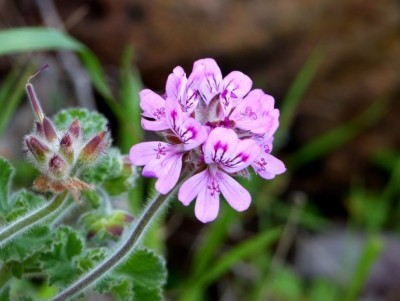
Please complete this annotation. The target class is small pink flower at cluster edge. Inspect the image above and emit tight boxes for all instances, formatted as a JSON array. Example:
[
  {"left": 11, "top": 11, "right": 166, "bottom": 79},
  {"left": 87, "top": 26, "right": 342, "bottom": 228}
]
[{"left": 129, "top": 58, "right": 286, "bottom": 223}]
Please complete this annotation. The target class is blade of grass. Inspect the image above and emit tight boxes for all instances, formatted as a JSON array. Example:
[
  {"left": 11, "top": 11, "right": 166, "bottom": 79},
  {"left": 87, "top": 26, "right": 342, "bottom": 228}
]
[
  {"left": 119, "top": 46, "right": 143, "bottom": 152},
  {"left": 287, "top": 99, "right": 387, "bottom": 170},
  {"left": 191, "top": 208, "right": 237, "bottom": 278},
  {"left": 180, "top": 227, "right": 282, "bottom": 301},
  {"left": 0, "top": 27, "right": 84, "bottom": 55},
  {"left": 275, "top": 47, "right": 324, "bottom": 149},
  {"left": 0, "top": 65, "right": 34, "bottom": 138},
  {"left": 344, "top": 236, "right": 383, "bottom": 301}
]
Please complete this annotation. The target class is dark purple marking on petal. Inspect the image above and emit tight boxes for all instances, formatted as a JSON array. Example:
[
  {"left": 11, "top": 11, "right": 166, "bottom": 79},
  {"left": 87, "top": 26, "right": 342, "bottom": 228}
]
[
  {"left": 154, "top": 143, "right": 167, "bottom": 159},
  {"left": 153, "top": 107, "right": 165, "bottom": 120},
  {"left": 143, "top": 170, "right": 157, "bottom": 178},
  {"left": 241, "top": 107, "right": 258, "bottom": 120},
  {"left": 207, "top": 181, "right": 220, "bottom": 197},
  {"left": 212, "top": 141, "right": 228, "bottom": 162},
  {"left": 255, "top": 158, "right": 268, "bottom": 172},
  {"left": 222, "top": 152, "right": 249, "bottom": 168},
  {"left": 180, "top": 126, "right": 197, "bottom": 143}
]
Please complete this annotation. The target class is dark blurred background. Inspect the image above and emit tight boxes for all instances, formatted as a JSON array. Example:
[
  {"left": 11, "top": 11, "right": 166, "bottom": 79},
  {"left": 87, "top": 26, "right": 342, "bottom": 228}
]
[{"left": 1, "top": 0, "right": 400, "bottom": 300}]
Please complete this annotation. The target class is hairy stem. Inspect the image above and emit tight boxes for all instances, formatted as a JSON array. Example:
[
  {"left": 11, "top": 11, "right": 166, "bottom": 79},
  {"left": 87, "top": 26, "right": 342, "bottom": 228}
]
[
  {"left": 0, "top": 192, "right": 67, "bottom": 245},
  {"left": 52, "top": 182, "right": 181, "bottom": 301}
]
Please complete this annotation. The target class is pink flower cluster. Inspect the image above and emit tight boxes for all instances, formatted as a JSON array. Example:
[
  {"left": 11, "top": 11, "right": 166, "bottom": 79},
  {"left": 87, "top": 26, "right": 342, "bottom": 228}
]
[{"left": 129, "top": 58, "right": 286, "bottom": 223}]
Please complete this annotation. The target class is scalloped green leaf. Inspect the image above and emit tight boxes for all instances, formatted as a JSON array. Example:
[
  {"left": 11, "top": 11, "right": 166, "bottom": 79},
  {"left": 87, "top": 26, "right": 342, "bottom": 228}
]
[
  {"left": 0, "top": 157, "right": 14, "bottom": 217},
  {"left": 95, "top": 248, "right": 166, "bottom": 301},
  {"left": 76, "top": 248, "right": 107, "bottom": 273},
  {"left": 40, "top": 226, "right": 84, "bottom": 286},
  {"left": 6, "top": 190, "right": 46, "bottom": 223},
  {"left": 53, "top": 108, "right": 108, "bottom": 139},
  {"left": 0, "top": 226, "right": 51, "bottom": 262},
  {"left": 80, "top": 148, "right": 123, "bottom": 185}
]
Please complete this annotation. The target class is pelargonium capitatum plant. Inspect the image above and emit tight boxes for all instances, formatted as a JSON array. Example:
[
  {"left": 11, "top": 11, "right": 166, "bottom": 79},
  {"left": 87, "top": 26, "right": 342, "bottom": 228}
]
[
  {"left": 0, "top": 58, "right": 286, "bottom": 301},
  {"left": 130, "top": 58, "right": 286, "bottom": 223}
]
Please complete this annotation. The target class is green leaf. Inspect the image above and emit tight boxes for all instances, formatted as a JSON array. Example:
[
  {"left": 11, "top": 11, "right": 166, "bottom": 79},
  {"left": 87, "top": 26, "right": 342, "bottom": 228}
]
[
  {"left": 0, "top": 157, "right": 13, "bottom": 218},
  {"left": 53, "top": 108, "right": 108, "bottom": 139},
  {"left": 96, "top": 248, "right": 167, "bottom": 301},
  {"left": 0, "top": 27, "right": 85, "bottom": 56},
  {"left": 80, "top": 148, "right": 124, "bottom": 185},
  {"left": 40, "top": 226, "right": 84, "bottom": 286},
  {"left": 75, "top": 248, "right": 107, "bottom": 273},
  {"left": 0, "top": 226, "right": 51, "bottom": 263},
  {"left": 0, "top": 285, "right": 10, "bottom": 301},
  {"left": 6, "top": 190, "right": 46, "bottom": 223}
]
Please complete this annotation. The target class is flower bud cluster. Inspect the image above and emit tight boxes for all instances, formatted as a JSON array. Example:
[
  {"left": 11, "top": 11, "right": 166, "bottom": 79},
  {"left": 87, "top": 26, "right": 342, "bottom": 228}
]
[
  {"left": 24, "top": 83, "right": 110, "bottom": 200},
  {"left": 129, "top": 58, "right": 286, "bottom": 222},
  {"left": 25, "top": 116, "right": 109, "bottom": 180}
]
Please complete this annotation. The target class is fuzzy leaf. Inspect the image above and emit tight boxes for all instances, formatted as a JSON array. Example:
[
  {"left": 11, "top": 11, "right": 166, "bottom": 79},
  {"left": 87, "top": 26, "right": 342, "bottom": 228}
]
[
  {"left": 53, "top": 108, "right": 107, "bottom": 138},
  {"left": 80, "top": 148, "right": 123, "bottom": 185},
  {"left": 0, "top": 226, "right": 51, "bottom": 262},
  {"left": 95, "top": 248, "right": 166, "bottom": 301},
  {"left": 40, "top": 226, "right": 84, "bottom": 286},
  {"left": 0, "top": 286, "right": 10, "bottom": 301},
  {"left": 0, "top": 157, "right": 13, "bottom": 217},
  {"left": 6, "top": 190, "right": 45, "bottom": 222},
  {"left": 75, "top": 248, "right": 107, "bottom": 273}
]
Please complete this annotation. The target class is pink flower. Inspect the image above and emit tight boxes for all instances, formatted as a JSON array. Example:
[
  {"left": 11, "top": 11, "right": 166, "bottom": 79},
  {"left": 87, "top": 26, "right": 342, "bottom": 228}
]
[
  {"left": 178, "top": 128, "right": 260, "bottom": 223},
  {"left": 130, "top": 58, "right": 286, "bottom": 222},
  {"left": 194, "top": 58, "right": 252, "bottom": 113},
  {"left": 130, "top": 98, "right": 207, "bottom": 194}
]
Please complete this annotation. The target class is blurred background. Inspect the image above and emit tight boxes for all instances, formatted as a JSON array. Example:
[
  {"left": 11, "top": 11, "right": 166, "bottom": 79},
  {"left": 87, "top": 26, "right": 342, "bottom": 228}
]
[{"left": 0, "top": 0, "right": 400, "bottom": 300}]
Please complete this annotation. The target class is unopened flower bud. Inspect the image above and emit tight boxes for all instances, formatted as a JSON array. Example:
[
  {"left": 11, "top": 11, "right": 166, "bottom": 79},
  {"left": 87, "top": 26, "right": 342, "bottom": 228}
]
[
  {"left": 59, "top": 133, "right": 74, "bottom": 164},
  {"left": 43, "top": 117, "right": 58, "bottom": 143},
  {"left": 48, "top": 154, "right": 69, "bottom": 179},
  {"left": 35, "top": 121, "right": 45, "bottom": 137},
  {"left": 78, "top": 130, "right": 109, "bottom": 164},
  {"left": 67, "top": 118, "right": 81, "bottom": 140},
  {"left": 26, "top": 83, "right": 44, "bottom": 123},
  {"left": 25, "top": 135, "right": 51, "bottom": 164},
  {"left": 83, "top": 210, "right": 133, "bottom": 240}
]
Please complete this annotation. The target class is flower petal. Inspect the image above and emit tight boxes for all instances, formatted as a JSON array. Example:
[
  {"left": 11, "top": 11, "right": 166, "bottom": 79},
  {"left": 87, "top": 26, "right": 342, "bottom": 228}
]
[
  {"left": 178, "top": 170, "right": 208, "bottom": 206},
  {"left": 223, "top": 71, "right": 252, "bottom": 99},
  {"left": 166, "top": 66, "right": 186, "bottom": 100},
  {"left": 219, "top": 139, "right": 261, "bottom": 173},
  {"left": 194, "top": 58, "right": 223, "bottom": 104},
  {"left": 194, "top": 182, "right": 220, "bottom": 223},
  {"left": 220, "top": 71, "right": 252, "bottom": 112},
  {"left": 129, "top": 141, "right": 170, "bottom": 166},
  {"left": 218, "top": 172, "right": 251, "bottom": 212},
  {"left": 251, "top": 152, "right": 286, "bottom": 180},
  {"left": 142, "top": 153, "right": 183, "bottom": 194},
  {"left": 203, "top": 128, "right": 239, "bottom": 164},
  {"left": 139, "top": 89, "right": 169, "bottom": 131}
]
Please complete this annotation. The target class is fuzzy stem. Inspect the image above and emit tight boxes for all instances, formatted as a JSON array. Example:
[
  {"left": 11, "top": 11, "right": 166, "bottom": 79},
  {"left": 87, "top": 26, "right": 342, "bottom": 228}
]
[
  {"left": 0, "top": 192, "right": 67, "bottom": 245},
  {"left": 52, "top": 178, "right": 184, "bottom": 301}
]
